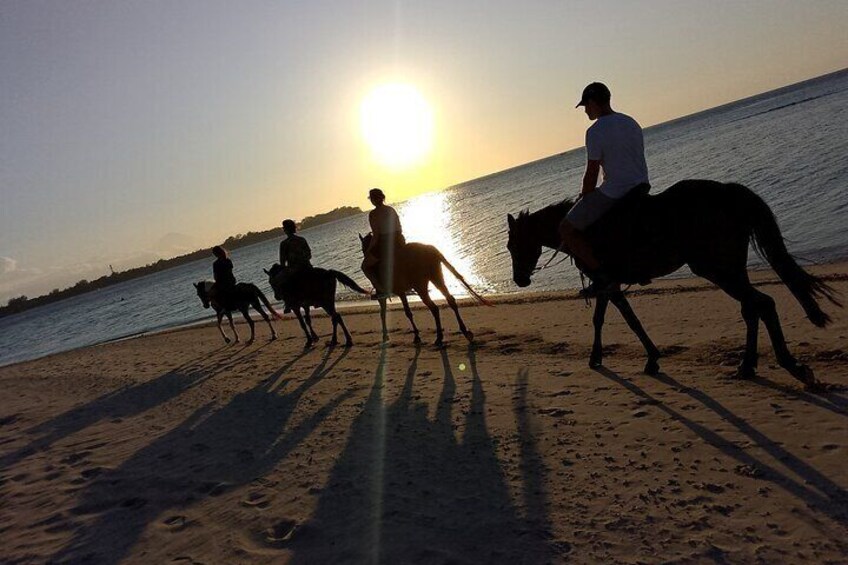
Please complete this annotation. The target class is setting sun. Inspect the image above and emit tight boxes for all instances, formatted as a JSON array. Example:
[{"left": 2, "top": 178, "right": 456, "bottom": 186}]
[{"left": 360, "top": 83, "right": 434, "bottom": 170}]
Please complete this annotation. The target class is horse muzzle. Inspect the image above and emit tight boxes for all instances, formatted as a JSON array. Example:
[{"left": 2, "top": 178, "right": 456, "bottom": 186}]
[{"left": 514, "top": 275, "right": 532, "bottom": 288}]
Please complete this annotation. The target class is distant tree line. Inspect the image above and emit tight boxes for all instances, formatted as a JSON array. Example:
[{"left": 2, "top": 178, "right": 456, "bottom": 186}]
[{"left": 0, "top": 206, "right": 363, "bottom": 318}]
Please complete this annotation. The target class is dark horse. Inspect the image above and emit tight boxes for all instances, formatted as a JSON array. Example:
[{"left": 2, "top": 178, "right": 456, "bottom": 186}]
[
  {"left": 507, "top": 180, "right": 839, "bottom": 389},
  {"left": 359, "top": 233, "right": 491, "bottom": 345},
  {"left": 193, "top": 281, "right": 281, "bottom": 344},
  {"left": 265, "top": 265, "right": 368, "bottom": 347}
]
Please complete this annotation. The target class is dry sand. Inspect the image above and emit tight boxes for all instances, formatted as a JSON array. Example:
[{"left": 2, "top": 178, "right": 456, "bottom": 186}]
[{"left": 1, "top": 264, "right": 846, "bottom": 564}]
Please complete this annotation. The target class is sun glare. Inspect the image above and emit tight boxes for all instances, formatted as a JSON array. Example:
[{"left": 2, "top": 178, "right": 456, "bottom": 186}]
[{"left": 360, "top": 83, "right": 434, "bottom": 170}]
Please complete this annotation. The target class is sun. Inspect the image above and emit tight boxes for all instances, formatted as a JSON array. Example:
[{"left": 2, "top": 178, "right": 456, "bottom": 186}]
[{"left": 360, "top": 83, "right": 434, "bottom": 170}]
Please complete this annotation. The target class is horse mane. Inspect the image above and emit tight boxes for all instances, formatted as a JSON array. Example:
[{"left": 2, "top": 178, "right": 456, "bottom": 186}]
[{"left": 517, "top": 199, "right": 573, "bottom": 224}]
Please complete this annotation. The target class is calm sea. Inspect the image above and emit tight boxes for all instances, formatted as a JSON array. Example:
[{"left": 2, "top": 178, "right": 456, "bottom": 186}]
[{"left": 2, "top": 70, "right": 847, "bottom": 367}]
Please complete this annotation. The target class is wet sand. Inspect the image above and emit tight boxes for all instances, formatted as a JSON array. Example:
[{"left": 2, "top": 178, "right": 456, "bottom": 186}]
[{"left": 1, "top": 263, "right": 846, "bottom": 564}]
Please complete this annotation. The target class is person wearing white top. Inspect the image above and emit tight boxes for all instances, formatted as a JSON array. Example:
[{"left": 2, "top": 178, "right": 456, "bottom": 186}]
[{"left": 559, "top": 82, "right": 651, "bottom": 296}]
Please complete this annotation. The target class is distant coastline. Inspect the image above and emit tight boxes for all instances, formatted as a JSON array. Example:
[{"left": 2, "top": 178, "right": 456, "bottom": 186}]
[{"left": 0, "top": 206, "right": 363, "bottom": 318}]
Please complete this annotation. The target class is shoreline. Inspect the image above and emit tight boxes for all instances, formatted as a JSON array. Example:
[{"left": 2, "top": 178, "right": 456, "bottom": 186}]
[{"left": 2, "top": 259, "right": 847, "bottom": 371}]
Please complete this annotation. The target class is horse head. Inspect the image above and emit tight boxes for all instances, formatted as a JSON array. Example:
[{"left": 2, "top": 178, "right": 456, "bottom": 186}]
[
  {"left": 358, "top": 233, "right": 372, "bottom": 255},
  {"left": 507, "top": 212, "right": 542, "bottom": 288},
  {"left": 265, "top": 264, "right": 284, "bottom": 300},
  {"left": 194, "top": 281, "right": 211, "bottom": 309}
]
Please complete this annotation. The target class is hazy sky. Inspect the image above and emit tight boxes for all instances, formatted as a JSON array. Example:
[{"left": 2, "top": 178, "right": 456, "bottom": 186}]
[{"left": 2, "top": 0, "right": 847, "bottom": 300}]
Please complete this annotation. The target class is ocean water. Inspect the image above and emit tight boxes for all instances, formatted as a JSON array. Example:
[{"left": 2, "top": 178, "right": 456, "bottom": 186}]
[{"left": 1, "top": 70, "right": 846, "bottom": 367}]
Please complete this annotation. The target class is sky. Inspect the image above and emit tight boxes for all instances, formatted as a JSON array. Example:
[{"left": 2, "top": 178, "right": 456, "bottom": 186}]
[{"left": 1, "top": 0, "right": 847, "bottom": 301}]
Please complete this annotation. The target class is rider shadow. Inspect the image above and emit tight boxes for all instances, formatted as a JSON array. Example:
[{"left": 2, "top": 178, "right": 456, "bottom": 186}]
[
  {"left": 593, "top": 366, "right": 848, "bottom": 526},
  {"left": 50, "top": 346, "right": 352, "bottom": 565},
  {"left": 289, "top": 345, "right": 558, "bottom": 563},
  {"left": 0, "top": 348, "right": 246, "bottom": 474}
]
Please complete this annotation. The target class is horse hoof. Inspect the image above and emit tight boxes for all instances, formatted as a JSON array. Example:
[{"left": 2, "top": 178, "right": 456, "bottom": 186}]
[
  {"left": 789, "top": 363, "right": 816, "bottom": 386},
  {"left": 382, "top": 334, "right": 390, "bottom": 343},
  {"left": 224, "top": 338, "right": 231, "bottom": 344},
  {"left": 344, "top": 341, "right": 354, "bottom": 348},
  {"left": 246, "top": 340, "right": 254, "bottom": 346},
  {"left": 733, "top": 364, "right": 756, "bottom": 380},
  {"left": 413, "top": 335, "right": 421, "bottom": 344},
  {"left": 270, "top": 334, "right": 278, "bottom": 341},
  {"left": 589, "top": 353, "right": 602, "bottom": 369},
  {"left": 644, "top": 358, "right": 660, "bottom": 376},
  {"left": 464, "top": 331, "right": 474, "bottom": 342},
  {"left": 328, "top": 340, "right": 338, "bottom": 347}
]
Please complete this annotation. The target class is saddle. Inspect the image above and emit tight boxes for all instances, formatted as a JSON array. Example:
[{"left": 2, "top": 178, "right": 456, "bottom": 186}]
[{"left": 586, "top": 184, "right": 663, "bottom": 285}]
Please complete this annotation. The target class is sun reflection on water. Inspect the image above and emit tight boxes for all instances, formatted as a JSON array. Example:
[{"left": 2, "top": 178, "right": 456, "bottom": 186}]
[{"left": 396, "top": 191, "right": 490, "bottom": 298}]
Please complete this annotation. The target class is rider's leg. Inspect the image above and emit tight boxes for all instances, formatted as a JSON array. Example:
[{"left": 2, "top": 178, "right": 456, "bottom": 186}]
[{"left": 560, "top": 191, "right": 617, "bottom": 295}]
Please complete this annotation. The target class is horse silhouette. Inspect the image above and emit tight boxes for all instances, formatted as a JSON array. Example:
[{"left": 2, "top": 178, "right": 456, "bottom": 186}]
[
  {"left": 193, "top": 281, "right": 280, "bottom": 344},
  {"left": 359, "top": 233, "right": 491, "bottom": 346},
  {"left": 507, "top": 180, "right": 839, "bottom": 389},
  {"left": 266, "top": 265, "right": 368, "bottom": 347}
]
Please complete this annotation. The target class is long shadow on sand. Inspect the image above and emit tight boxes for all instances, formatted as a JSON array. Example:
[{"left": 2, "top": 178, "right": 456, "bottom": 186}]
[
  {"left": 594, "top": 367, "right": 848, "bottom": 527},
  {"left": 50, "top": 346, "right": 352, "bottom": 565},
  {"left": 289, "top": 345, "right": 563, "bottom": 564},
  {"left": 0, "top": 345, "right": 264, "bottom": 473}
]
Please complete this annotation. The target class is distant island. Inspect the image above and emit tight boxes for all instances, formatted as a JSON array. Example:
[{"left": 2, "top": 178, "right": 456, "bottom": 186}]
[{"left": 0, "top": 206, "right": 363, "bottom": 318}]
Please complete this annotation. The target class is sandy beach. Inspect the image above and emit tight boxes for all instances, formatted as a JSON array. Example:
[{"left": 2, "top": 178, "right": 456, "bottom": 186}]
[{"left": 1, "top": 264, "right": 846, "bottom": 564}]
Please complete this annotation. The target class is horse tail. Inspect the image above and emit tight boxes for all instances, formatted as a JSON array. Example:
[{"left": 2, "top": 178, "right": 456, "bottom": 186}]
[
  {"left": 254, "top": 285, "right": 284, "bottom": 320},
  {"left": 740, "top": 184, "right": 840, "bottom": 327},
  {"left": 330, "top": 270, "right": 369, "bottom": 295},
  {"left": 437, "top": 252, "right": 494, "bottom": 306}
]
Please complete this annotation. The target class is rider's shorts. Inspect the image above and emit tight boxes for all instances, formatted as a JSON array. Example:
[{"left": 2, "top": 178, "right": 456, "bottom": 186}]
[{"left": 563, "top": 189, "right": 617, "bottom": 231}]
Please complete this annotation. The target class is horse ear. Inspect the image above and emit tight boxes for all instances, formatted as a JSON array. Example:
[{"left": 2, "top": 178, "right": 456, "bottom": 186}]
[
  {"left": 193, "top": 282, "right": 199, "bottom": 289},
  {"left": 263, "top": 268, "right": 269, "bottom": 275},
  {"left": 358, "top": 233, "right": 364, "bottom": 242},
  {"left": 507, "top": 214, "right": 515, "bottom": 230}
]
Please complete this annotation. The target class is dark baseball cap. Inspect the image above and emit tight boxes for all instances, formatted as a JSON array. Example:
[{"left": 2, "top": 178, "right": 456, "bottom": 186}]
[{"left": 576, "top": 82, "right": 611, "bottom": 107}]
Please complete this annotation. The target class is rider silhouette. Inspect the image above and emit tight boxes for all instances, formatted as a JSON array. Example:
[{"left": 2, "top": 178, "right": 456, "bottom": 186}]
[
  {"left": 278, "top": 219, "right": 312, "bottom": 312},
  {"left": 559, "top": 82, "right": 650, "bottom": 297},
  {"left": 362, "top": 188, "right": 405, "bottom": 299},
  {"left": 210, "top": 245, "right": 236, "bottom": 306}
]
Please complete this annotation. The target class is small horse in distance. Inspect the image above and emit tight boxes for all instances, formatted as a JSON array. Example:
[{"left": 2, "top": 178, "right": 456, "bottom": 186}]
[
  {"left": 266, "top": 265, "right": 368, "bottom": 347},
  {"left": 193, "top": 281, "right": 281, "bottom": 344},
  {"left": 359, "top": 233, "right": 491, "bottom": 346},
  {"left": 507, "top": 180, "right": 839, "bottom": 390}
]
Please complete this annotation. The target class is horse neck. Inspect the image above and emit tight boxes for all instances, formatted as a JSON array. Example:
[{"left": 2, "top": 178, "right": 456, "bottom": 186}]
[{"left": 531, "top": 202, "right": 570, "bottom": 249}]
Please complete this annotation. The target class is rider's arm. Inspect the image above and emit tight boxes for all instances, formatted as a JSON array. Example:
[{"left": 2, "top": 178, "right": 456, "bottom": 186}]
[
  {"left": 581, "top": 160, "right": 601, "bottom": 196},
  {"left": 304, "top": 239, "right": 312, "bottom": 261},
  {"left": 368, "top": 211, "right": 380, "bottom": 251}
]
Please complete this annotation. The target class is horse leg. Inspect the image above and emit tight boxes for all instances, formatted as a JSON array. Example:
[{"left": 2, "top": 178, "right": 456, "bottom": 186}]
[
  {"left": 737, "top": 302, "right": 759, "bottom": 379},
  {"left": 608, "top": 291, "right": 661, "bottom": 375},
  {"left": 292, "top": 308, "right": 314, "bottom": 347},
  {"left": 252, "top": 299, "right": 278, "bottom": 341},
  {"left": 227, "top": 312, "right": 240, "bottom": 343},
  {"left": 241, "top": 306, "right": 255, "bottom": 344},
  {"left": 700, "top": 269, "right": 815, "bottom": 387},
  {"left": 398, "top": 294, "right": 420, "bottom": 343},
  {"left": 303, "top": 306, "right": 319, "bottom": 341},
  {"left": 325, "top": 303, "right": 339, "bottom": 346},
  {"left": 417, "top": 287, "right": 443, "bottom": 346},
  {"left": 589, "top": 295, "right": 609, "bottom": 368},
  {"left": 216, "top": 311, "right": 231, "bottom": 344},
  {"left": 379, "top": 298, "right": 389, "bottom": 342},
  {"left": 431, "top": 277, "right": 473, "bottom": 341}
]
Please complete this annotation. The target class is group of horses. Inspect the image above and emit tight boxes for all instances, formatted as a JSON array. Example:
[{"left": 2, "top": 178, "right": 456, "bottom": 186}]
[
  {"left": 194, "top": 232, "right": 490, "bottom": 349},
  {"left": 196, "top": 179, "right": 839, "bottom": 391}
]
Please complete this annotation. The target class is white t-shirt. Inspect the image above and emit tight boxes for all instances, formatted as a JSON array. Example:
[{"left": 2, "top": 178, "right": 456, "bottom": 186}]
[{"left": 586, "top": 112, "right": 649, "bottom": 199}]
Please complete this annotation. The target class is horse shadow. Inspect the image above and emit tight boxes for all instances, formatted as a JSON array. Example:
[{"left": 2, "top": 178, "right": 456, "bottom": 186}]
[
  {"left": 593, "top": 366, "right": 848, "bottom": 526},
  {"left": 50, "top": 346, "right": 352, "bottom": 565},
  {"left": 288, "top": 344, "right": 562, "bottom": 563},
  {"left": 0, "top": 348, "right": 254, "bottom": 474}
]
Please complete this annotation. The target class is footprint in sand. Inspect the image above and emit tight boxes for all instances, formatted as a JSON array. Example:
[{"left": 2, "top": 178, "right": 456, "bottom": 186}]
[
  {"left": 264, "top": 519, "right": 299, "bottom": 546},
  {"left": 241, "top": 491, "right": 272, "bottom": 509},
  {"left": 160, "top": 515, "right": 188, "bottom": 531}
]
